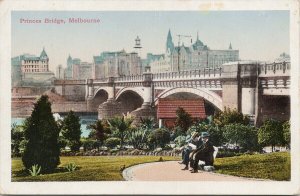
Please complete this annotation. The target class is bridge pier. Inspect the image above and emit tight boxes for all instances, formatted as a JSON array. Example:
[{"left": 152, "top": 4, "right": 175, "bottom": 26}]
[{"left": 130, "top": 72, "right": 156, "bottom": 125}]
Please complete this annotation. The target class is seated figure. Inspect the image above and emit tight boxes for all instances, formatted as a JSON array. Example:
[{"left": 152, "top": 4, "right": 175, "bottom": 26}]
[
  {"left": 190, "top": 132, "right": 215, "bottom": 173},
  {"left": 180, "top": 132, "right": 202, "bottom": 170}
]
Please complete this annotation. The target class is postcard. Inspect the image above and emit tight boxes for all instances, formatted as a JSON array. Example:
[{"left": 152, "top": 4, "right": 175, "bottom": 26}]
[{"left": 1, "top": 0, "right": 300, "bottom": 195}]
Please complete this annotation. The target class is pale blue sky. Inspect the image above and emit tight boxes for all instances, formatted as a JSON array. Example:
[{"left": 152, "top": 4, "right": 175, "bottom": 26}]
[{"left": 12, "top": 11, "right": 289, "bottom": 72}]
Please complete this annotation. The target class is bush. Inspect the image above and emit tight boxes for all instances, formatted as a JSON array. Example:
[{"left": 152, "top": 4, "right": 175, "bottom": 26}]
[
  {"left": 105, "top": 137, "right": 121, "bottom": 149},
  {"left": 213, "top": 107, "right": 250, "bottom": 127},
  {"left": 11, "top": 123, "right": 25, "bottom": 157},
  {"left": 61, "top": 111, "right": 82, "bottom": 152},
  {"left": 22, "top": 95, "right": 60, "bottom": 173},
  {"left": 82, "top": 139, "right": 100, "bottom": 151},
  {"left": 147, "top": 128, "right": 171, "bottom": 149},
  {"left": 175, "top": 107, "right": 192, "bottom": 132},
  {"left": 126, "top": 128, "right": 150, "bottom": 149},
  {"left": 174, "top": 135, "right": 186, "bottom": 147}
]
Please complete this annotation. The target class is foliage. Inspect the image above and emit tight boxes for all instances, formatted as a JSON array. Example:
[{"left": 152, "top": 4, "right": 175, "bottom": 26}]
[
  {"left": 223, "top": 123, "right": 260, "bottom": 152},
  {"left": 104, "top": 137, "right": 121, "bottom": 149},
  {"left": 58, "top": 135, "right": 68, "bottom": 150},
  {"left": 28, "top": 164, "right": 41, "bottom": 177},
  {"left": 282, "top": 121, "right": 290, "bottom": 148},
  {"left": 81, "top": 138, "right": 101, "bottom": 151},
  {"left": 126, "top": 127, "right": 150, "bottom": 149},
  {"left": 258, "top": 119, "right": 284, "bottom": 152},
  {"left": 12, "top": 156, "right": 180, "bottom": 181},
  {"left": 147, "top": 128, "right": 171, "bottom": 149},
  {"left": 174, "top": 135, "right": 186, "bottom": 147},
  {"left": 215, "top": 152, "right": 290, "bottom": 181},
  {"left": 65, "top": 163, "right": 77, "bottom": 172},
  {"left": 22, "top": 95, "right": 60, "bottom": 173},
  {"left": 87, "top": 120, "right": 111, "bottom": 146},
  {"left": 213, "top": 107, "right": 250, "bottom": 127},
  {"left": 140, "top": 117, "right": 156, "bottom": 130},
  {"left": 61, "top": 111, "right": 82, "bottom": 152},
  {"left": 175, "top": 107, "right": 192, "bottom": 132},
  {"left": 11, "top": 123, "right": 25, "bottom": 157},
  {"left": 216, "top": 150, "right": 243, "bottom": 158},
  {"left": 171, "top": 126, "right": 185, "bottom": 140},
  {"left": 107, "top": 116, "right": 133, "bottom": 149}
]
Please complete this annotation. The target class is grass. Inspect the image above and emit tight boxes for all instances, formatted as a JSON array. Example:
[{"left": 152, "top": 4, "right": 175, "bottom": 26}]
[
  {"left": 214, "top": 152, "right": 290, "bottom": 181},
  {"left": 12, "top": 156, "right": 180, "bottom": 181},
  {"left": 12, "top": 152, "right": 290, "bottom": 181}
]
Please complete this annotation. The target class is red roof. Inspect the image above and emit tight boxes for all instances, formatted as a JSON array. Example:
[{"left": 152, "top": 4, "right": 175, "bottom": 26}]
[{"left": 157, "top": 99, "right": 206, "bottom": 119}]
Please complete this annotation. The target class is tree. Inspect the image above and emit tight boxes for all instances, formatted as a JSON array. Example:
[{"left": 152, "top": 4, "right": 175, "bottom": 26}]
[
  {"left": 87, "top": 120, "right": 111, "bottom": 146},
  {"left": 22, "top": 95, "right": 60, "bottom": 173},
  {"left": 258, "top": 119, "right": 284, "bottom": 152},
  {"left": 126, "top": 127, "right": 150, "bottom": 149},
  {"left": 11, "top": 123, "right": 25, "bottom": 157},
  {"left": 147, "top": 128, "right": 171, "bottom": 149},
  {"left": 140, "top": 117, "right": 156, "bottom": 130},
  {"left": 282, "top": 121, "right": 290, "bottom": 148},
  {"left": 61, "top": 111, "right": 82, "bottom": 152},
  {"left": 175, "top": 107, "right": 192, "bottom": 132},
  {"left": 107, "top": 116, "right": 133, "bottom": 149},
  {"left": 223, "top": 123, "right": 259, "bottom": 152},
  {"left": 213, "top": 107, "right": 250, "bottom": 127}
]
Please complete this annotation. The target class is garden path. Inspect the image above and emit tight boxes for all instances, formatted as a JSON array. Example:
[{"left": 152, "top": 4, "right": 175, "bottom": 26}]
[{"left": 123, "top": 161, "right": 261, "bottom": 181}]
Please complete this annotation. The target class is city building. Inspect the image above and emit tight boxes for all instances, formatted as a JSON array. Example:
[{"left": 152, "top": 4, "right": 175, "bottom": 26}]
[
  {"left": 93, "top": 50, "right": 142, "bottom": 79},
  {"left": 64, "top": 55, "right": 93, "bottom": 80},
  {"left": 56, "top": 64, "right": 64, "bottom": 79},
  {"left": 148, "top": 30, "right": 239, "bottom": 73},
  {"left": 11, "top": 48, "right": 55, "bottom": 85}
]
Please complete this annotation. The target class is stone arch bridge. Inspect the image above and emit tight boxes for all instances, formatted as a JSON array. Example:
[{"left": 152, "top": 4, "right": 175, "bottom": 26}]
[{"left": 54, "top": 61, "right": 290, "bottom": 125}]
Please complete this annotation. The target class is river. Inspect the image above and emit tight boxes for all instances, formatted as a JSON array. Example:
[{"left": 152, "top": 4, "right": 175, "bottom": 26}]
[{"left": 11, "top": 114, "right": 98, "bottom": 138}]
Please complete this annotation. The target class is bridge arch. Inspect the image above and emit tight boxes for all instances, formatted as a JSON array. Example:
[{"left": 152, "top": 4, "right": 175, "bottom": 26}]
[
  {"left": 154, "top": 87, "right": 223, "bottom": 111},
  {"left": 92, "top": 87, "right": 112, "bottom": 99},
  {"left": 115, "top": 87, "right": 145, "bottom": 101}
]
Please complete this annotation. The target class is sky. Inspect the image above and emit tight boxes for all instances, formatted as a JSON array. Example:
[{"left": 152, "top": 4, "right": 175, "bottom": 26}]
[{"left": 12, "top": 11, "right": 289, "bottom": 72}]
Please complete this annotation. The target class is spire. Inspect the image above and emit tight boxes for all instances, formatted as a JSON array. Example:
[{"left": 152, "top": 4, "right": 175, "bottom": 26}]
[
  {"left": 166, "top": 29, "right": 174, "bottom": 54},
  {"left": 40, "top": 47, "right": 48, "bottom": 59},
  {"left": 229, "top": 42, "right": 232, "bottom": 50},
  {"left": 197, "top": 31, "right": 199, "bottom": 41}
]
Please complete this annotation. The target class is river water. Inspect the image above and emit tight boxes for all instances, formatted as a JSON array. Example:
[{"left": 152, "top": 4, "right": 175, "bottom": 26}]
[{"left": 11, "top": 114, "right": 98, "bottom": 137}]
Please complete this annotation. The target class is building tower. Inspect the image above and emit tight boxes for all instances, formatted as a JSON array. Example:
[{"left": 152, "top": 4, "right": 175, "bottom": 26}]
[
  {"left": 229, "top": 42, "right": 232, "bottom": 50},
  {"left": 166, "top": 29, "right": 174, "bottom": 55},
  {"left": 134, "top": 36, "right": 142, "bottom": 74},
  {"left": 40, "top": 47, "right": 49, "bottom": 71}
]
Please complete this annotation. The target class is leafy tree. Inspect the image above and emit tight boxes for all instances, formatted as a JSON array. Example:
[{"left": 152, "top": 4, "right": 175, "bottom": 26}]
[
  {"left": 175, "top": 107, "right": 193, "bottom": 132},
  {"left": 213, "top": 107, "right": 250, "bottom": 127},
  {"left": 283, "top": 121, "right": 290, "bottom": 148},
  {"left": 61, "top": 111, "right": 82, "bottom": 152},
  {"left": 223, "top": 123, "right": 259, "bottom": 152},
  {"left": 147, "top": 128, "right": 171, "bottom": 149},
  {"left": 258, "top": 119, "right": 284, "bottom": 152},
  {"left": 22, "top": 95, "right": 60, "bottom": 173},
  {"left": 11, "top": 123, "right": 25, "bottom": 157},
  {"left": 87, "top": 120, "right": 111, "bottom": 146},
  {"left": 107, "top": 116, "right": 133, "bottom": 149}
]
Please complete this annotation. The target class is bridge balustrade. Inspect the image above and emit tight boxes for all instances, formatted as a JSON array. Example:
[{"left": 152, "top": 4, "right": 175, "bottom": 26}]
[{"left": 259, "top": 62, "right": 290, "bottom": 77}]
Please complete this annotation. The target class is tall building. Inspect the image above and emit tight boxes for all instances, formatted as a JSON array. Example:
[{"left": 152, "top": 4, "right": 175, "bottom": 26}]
[
  {"left": 93, "top": 50, "right": 142, "bottom": 79},
  {"left": 148, "top": 30, "right": 239, "bottom": 73},
  {"left": 56, "top": 64, "right": 64, "bottom": 79},
  {"left": 11, "top": 48, "right": 55, "bottom": 85},
  {"left": 64, "top": 55, "right": 93, "bottom": 80}
]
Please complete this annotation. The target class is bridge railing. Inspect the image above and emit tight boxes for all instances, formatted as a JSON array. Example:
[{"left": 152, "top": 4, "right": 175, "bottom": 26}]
[
  {"left": 258, "top": 61, "right": 290, "bottom": 77},
  {"left": 54, "top": 79, "right": 86, "bottom": 85},
  {"left": 115, "top": 75, "right": 143, "bottom": 82},
  {"left": 152, "top": 67, "right": 222, "bottom": 80}
]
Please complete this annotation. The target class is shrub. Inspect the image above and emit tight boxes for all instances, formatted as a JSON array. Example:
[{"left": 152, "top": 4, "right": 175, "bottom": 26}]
[
  {"left": 82, "top": 139, "right": 100, "bottom": 151},
  {"left": 105, "top": 137, "right": 121, "bottom": 149},
  {"left": 174, "top": 135, "right": 186, "bottom": 147},
  {"left": 213, "top": 107, "right": 250, "bottom": 127},
  {"left": 126, "top": 128, "right": 150, "bottom": 149},
  {"left": 65, "top": 163, "right": 77, "bottom": 172},
  {"left": 28, "top": 164, "right": 41, "bottom": 176},
  {"left": 61, "top": 111, "right": 82, "bottom": 152},
  {"left": 11, "top": 123, "right": 25, "bottom": 157},
  {"left": 87, "top": 120, "right": 111, "bottom": 146},
  {"left": 258, "top": 119, "right": 284, "bottom": 152},
  {"left": 22, "top": 95, "right": 60, "bottom": 173},
  {"left": 147, "top": 128, "right": 171, "bottom": 149},
  {"left": 283, "top": 121, "right": 290, "bottom": 148},
  {"left": 108, "top": 116, "right": 133, "bottom": 149}
]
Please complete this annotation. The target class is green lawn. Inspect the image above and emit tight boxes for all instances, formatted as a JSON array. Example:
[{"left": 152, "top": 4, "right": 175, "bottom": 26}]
[
  {"left": 12, "top": 152, "right": 290, "bottom": 181},
  {"left": 12, "top": 156, "right": 180, "bottom": 181},
  {"left": 214, "top": 152, "right": 290, "bottom": 181}
]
